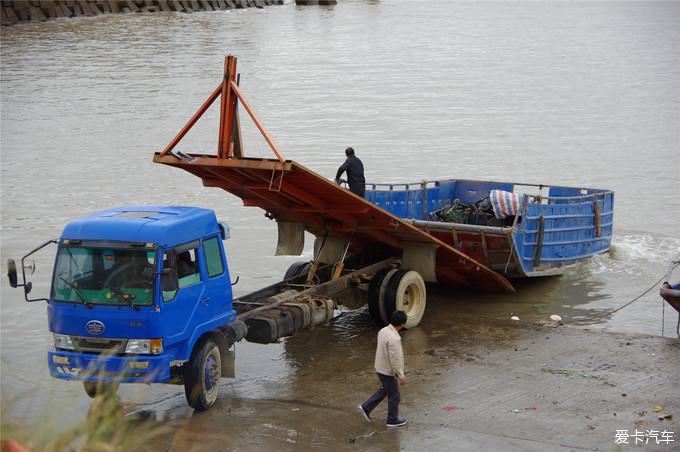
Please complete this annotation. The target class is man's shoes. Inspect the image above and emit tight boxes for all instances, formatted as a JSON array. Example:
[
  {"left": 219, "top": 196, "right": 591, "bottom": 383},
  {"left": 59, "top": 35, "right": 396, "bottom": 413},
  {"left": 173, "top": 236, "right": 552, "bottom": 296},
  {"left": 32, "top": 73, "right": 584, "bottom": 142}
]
[
  {"left": 386, "top": 418, "right": 408, "bottom": 428},
  {"left": 358, "top": 405, "right": 372, "bottom": 423}
]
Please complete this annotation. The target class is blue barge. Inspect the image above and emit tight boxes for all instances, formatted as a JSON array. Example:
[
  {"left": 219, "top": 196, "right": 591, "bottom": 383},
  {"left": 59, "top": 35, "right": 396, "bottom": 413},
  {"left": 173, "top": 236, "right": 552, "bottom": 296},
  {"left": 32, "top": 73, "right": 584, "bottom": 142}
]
[{"left": 365, "top": 179, "right": 614, "bottom": 278}]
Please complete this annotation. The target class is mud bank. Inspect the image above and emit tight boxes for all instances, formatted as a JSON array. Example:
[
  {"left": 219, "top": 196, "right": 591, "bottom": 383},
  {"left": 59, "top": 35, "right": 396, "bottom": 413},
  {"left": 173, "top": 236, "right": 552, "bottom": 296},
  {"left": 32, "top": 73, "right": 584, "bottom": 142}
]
[{"left": 139, "top": 312, "right": 679, "bottom": 451}]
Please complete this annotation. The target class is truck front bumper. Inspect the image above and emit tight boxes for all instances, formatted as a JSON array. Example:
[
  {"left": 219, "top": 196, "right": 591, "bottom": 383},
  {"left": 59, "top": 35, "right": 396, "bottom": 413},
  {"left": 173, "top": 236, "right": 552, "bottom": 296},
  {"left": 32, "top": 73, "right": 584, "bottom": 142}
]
[{"left": 48, "top": 350, "right": 171, "bottom": 383}]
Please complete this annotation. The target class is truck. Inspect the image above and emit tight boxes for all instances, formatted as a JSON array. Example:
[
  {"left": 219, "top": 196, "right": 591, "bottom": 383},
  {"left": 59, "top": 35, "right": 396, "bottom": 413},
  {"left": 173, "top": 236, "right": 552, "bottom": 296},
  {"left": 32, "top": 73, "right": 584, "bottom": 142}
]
[
  {"left": 6, "top": 56, "right": 613, "bottom": 411},
  {"left": 6, "top": 203, "right": 423, "bottom": 411}
]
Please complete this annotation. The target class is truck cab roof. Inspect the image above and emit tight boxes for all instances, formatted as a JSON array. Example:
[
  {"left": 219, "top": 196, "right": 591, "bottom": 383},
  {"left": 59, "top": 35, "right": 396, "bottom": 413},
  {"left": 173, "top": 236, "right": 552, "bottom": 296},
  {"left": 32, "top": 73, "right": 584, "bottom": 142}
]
[{"left": 60, "top": 206, "right": 221, "bottom": 247}]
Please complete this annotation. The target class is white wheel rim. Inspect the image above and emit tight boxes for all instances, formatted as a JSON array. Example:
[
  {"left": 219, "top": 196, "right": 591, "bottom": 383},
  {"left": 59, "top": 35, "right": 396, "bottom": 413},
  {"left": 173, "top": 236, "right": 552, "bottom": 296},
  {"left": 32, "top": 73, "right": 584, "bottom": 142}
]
[
  {"left": 402, "top": 282, "right": 422, "bottom": 316},
  {"left": 396, "top": 271, "right": 426, "bottom": 328}
]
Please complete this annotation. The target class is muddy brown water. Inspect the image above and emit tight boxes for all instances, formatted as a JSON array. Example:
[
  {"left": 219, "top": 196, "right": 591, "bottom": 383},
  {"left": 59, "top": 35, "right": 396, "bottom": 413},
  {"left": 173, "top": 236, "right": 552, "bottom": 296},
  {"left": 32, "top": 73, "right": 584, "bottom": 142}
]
[{"left": 1, "top": 0, "right": 679, "bottom": 441}]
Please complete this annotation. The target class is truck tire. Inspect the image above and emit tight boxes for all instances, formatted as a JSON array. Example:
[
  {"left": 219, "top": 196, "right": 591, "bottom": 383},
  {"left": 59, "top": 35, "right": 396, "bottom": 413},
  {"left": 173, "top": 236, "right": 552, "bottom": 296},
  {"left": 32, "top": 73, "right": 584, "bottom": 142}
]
[
  {"left": 383, "top": 270, "right": 426, "bottom": 328},
  {"left": 284, "top": 261, "right": 310, "bottom": 280},
  {"left": 378, "top": 269, "right": 401, "bottom": 324},
  {"left": 367, "top": 268, "right": 391, "bottom": 326},
  {"left": 184, "top": 339, "right": 222, "bottom": 411},
  {"left": 83, "top": 381, "right": 119, "bottom": 398}
]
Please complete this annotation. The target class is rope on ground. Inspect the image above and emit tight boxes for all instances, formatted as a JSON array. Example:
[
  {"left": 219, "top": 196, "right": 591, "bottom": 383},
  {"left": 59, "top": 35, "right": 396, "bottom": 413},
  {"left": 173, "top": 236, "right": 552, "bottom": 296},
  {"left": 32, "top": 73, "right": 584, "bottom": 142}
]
[
  {"left": 662, "top": 292, "right": 665, "bottom": 336},
  {"left": 597, "top": 262, "right": 679, "bottom": 317}
]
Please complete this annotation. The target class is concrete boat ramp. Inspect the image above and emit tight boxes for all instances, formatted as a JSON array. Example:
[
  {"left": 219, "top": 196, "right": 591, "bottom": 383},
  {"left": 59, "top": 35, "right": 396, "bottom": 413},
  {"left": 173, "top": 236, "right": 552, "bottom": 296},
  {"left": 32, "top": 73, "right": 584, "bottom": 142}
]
[{"left": 148, "top": 308, "right": 678, "bottom": 451}]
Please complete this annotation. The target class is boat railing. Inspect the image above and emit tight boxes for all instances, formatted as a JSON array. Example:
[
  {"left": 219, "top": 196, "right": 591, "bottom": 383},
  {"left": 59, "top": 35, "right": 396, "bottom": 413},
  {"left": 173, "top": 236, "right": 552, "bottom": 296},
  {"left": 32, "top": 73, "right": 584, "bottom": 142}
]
[
  {"left": 366, "top": 179, "right": 548, "bottom": 191},
  {"left": 365, "top": 179, "right": 614, "bottom": 193},
  {"left": 523, "top": 192, "right": 613, "bottom": 204}
]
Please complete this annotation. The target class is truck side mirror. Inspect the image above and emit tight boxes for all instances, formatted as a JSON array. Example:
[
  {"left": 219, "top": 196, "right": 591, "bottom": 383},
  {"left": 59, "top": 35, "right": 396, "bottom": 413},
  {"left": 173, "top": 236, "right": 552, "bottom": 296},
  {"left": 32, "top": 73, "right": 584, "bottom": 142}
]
[
  {"left": 7, "top": 259, "right": 18, "bottom": 288},
  {"left": 160, "top": 268, "right": 178, "bottom": 292},
  {"left": 9, "top": 239, "right": 56, "bottom": 303},
  {"left": 219, "top": 222, "right": 230, "bottom": 240},
  {"left": 8, "top": 259, "right": 33, "bottom": 293}
]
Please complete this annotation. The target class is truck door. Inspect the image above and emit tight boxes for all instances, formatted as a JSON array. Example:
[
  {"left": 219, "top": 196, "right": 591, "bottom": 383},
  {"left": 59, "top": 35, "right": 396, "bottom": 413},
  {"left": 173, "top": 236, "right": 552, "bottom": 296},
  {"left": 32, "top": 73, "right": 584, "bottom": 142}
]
[
  {"left": 199, "top": 235, "right": 233, "bottom": 322},
  {"left": 159, "top": 241, "right": 209, "bottom": 347}
]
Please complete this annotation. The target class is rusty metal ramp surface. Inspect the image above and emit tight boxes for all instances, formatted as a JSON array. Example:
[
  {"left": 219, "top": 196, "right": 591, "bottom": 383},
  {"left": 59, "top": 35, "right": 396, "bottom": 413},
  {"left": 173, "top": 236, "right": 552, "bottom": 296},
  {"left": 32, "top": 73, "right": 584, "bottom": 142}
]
[{"left": 153, "top": 153, "right": 514, "bottom": 293}]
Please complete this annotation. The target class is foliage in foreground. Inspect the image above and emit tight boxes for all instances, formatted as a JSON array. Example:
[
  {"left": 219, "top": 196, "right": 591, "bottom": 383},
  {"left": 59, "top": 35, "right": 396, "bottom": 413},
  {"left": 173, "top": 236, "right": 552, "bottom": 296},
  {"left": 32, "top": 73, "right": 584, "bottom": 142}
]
[{"left": 1, "top": 391, "right": 171, "bottom": 452}]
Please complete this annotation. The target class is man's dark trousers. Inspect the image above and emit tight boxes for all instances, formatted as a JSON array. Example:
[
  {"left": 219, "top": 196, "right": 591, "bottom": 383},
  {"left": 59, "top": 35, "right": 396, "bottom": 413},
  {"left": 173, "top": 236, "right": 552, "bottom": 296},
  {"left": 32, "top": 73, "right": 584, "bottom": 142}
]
[
  {"left": 361, "top": 372, "right": 400, "bottom": 423},
  {"left": 350, "top": 184, "right": 365, "bottom": 198}
]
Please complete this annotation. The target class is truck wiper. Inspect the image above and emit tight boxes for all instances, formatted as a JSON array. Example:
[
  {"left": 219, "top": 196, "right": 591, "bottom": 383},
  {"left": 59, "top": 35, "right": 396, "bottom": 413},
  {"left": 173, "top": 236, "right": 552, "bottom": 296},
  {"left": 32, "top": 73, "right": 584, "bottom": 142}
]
[
  {"left": 58, "top": 276, "right": 89, "bottom": 307},
  {"left": 108, "top": 287, "right": 140, "bottom": 311}
]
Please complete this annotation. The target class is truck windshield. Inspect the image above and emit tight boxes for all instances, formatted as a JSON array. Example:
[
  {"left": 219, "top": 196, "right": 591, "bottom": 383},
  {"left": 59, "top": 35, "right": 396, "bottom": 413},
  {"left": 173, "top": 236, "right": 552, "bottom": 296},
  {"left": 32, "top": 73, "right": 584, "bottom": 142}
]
[{"left": 51, "top": 246, "right": 156, "bottom": 306}]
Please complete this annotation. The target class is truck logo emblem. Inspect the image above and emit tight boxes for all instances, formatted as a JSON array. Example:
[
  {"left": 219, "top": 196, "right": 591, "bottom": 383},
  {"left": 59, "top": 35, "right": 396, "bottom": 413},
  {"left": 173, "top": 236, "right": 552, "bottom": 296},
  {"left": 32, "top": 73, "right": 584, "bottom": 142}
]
[{"left": 86, "top": 320, "right": 105, "bottom": 336}]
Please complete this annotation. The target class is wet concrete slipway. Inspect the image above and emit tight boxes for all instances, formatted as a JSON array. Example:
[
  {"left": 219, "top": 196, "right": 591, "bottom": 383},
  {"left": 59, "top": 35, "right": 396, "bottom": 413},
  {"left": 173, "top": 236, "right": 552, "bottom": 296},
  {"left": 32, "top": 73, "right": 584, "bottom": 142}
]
[{"left": 1, "top": 1, "right": 679, "bottom": 451}]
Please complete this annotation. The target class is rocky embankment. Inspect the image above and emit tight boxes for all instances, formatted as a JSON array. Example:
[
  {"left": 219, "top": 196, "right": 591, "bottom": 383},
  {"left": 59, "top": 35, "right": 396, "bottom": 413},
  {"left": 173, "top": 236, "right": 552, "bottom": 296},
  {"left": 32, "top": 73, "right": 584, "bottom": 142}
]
[{"left": 1, "top": 0, "right": 292, "bottom": 25}]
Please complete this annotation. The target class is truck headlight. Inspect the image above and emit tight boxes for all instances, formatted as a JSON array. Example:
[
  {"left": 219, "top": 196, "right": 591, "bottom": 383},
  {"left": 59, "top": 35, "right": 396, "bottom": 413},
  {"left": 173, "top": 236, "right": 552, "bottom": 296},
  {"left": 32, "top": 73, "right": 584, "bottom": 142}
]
[
  {"left": 53, "top": 334, "right": 74, "bottom": 350},
  {"left": 125, "top": 339, "right": 163, "bottom": 355}
]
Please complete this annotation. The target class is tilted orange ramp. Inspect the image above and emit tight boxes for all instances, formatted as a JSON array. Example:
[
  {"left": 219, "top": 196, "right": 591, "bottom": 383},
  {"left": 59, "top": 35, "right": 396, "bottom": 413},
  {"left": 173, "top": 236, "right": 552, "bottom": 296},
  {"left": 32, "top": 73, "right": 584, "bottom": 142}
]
[
  {"left": 152, "top": 56, "right": 513, "bottom": 293},
  {"left": 153, "top": 154, "right": 514, "bottom": 293}
]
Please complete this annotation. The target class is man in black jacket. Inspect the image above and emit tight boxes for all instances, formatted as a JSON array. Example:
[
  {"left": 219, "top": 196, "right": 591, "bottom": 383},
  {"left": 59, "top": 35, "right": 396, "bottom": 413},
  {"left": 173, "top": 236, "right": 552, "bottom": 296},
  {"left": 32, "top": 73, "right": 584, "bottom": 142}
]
[{"left": 335, "top": 147, "right": 366, "bottom": 198}]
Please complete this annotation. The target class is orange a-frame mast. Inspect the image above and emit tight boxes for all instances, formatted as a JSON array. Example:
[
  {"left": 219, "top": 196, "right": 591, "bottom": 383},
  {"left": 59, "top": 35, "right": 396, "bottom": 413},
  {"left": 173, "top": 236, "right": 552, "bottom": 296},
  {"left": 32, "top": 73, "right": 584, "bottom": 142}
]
[{"left": 159, "top": 55, "right": 285, "bottom": 163}]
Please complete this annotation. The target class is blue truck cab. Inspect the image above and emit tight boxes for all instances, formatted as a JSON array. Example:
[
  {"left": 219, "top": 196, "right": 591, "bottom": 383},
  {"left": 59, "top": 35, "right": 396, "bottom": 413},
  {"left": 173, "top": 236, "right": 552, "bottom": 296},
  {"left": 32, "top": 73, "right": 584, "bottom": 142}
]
[{"left": 9, "top": 206, "right": 244, "bottom": 411}]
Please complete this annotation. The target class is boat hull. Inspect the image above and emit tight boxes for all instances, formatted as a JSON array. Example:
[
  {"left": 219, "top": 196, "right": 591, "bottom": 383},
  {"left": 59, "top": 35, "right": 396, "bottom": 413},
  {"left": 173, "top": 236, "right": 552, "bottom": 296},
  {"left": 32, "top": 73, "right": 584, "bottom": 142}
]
[{"left": 660, "top": 282, "right": 680, "bottom": 314}]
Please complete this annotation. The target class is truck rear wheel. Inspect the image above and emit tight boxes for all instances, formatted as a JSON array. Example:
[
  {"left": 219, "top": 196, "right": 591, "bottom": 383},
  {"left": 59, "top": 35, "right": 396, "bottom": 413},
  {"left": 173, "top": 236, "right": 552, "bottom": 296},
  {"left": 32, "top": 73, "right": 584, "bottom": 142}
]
[
  {"left": 383, "top": 270, "right": 426, "bottom": 328},
  {"left": 378, "top": 269, "right": 400, "bottom": 323},
  {"left": 184, "top": 339, "right": 221, "bottom": 411},
  {"left": 368, "top": 268, "right": 391, "bottom": 326},
  {"left": 83, "top": 381, "right": 119, "bottom": 398},
  {"left": 284, "top": 261, "right": 311, "bottom": 280}
]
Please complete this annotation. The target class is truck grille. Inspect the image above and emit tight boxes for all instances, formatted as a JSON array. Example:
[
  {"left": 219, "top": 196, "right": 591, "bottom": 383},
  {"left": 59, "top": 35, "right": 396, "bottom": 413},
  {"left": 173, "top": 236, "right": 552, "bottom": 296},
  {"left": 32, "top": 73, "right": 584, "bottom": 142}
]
[{"left": 72, "top": 337, "right": 128, "bottom": 354}]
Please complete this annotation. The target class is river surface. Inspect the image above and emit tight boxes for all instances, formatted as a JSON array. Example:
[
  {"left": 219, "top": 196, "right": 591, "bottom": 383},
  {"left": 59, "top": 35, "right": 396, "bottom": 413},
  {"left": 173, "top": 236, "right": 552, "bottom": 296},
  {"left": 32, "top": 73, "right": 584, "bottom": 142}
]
[{"left": 1, "top": 0, "right": 679, "bottom": 432}]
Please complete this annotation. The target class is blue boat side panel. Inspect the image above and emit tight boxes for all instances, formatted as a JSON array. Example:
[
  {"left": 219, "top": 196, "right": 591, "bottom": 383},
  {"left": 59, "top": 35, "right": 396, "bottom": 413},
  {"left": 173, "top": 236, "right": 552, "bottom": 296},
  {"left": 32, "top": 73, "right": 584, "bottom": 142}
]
[
  {"left": 548, "top": 186, "right": 585, "bottom": 198},
  {"left": 366, "top": 189, "right": 389, "bottom": 212},
  {"left": 451, "top": 181, "right": 513, "bottom": 205},
  {"left": 407, "top": 189, "right": 423, "bottom": 219},
  {"left": 366, "top": 186, "right": 425, "bottom": 219},
  {"left": 515, "top": 192, "right": 614, "bottom": 274},
  {"left": 391, "top": 191, "right": 408, "bottom": 218},
  {"left": 366, "top": 180, "right": 514, "bottom": 220},
  {"left": 429, "top": 182, "right": 455, "bottom": 216}
]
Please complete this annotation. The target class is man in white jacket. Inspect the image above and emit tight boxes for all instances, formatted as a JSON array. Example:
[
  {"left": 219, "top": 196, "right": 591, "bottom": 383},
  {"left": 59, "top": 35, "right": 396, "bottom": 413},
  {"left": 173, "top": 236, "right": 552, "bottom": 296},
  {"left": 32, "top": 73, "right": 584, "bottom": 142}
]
[{"left": 359, "top": 310, "right": 408, "bottom": 428}]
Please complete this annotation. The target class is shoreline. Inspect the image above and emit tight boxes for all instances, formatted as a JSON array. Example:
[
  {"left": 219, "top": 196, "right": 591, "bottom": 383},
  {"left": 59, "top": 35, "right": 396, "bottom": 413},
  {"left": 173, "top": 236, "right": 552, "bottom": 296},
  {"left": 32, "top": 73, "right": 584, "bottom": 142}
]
[{"left": 1, "top": 0, "right": 287, "bottom": 26}]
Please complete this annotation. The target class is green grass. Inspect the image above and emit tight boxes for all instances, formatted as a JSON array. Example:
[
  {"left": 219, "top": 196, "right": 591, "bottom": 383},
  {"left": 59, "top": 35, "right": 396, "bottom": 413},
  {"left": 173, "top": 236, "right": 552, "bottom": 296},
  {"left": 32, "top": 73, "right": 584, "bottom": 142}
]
[{"left": 1, "top": 390, "right": 171, "bottom": 451}]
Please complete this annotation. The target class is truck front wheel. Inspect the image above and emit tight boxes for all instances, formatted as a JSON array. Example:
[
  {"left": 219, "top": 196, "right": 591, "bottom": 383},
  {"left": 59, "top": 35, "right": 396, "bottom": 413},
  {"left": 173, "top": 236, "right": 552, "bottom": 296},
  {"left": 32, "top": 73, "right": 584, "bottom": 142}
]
[
  {"left": 184, "top": 339, "right": 222, "bottom": 411},
  {"left": 83, "top": 381, "right": 119, "bottom": 398}
]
